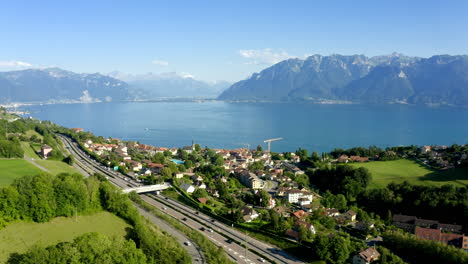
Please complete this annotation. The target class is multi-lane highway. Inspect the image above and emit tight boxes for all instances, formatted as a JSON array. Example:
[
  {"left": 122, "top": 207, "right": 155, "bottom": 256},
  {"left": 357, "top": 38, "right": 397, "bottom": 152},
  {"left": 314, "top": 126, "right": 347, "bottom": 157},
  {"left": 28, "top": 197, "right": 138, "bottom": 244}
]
[{"left": 57, "top": 134, "right": 305, "bottom": 264}]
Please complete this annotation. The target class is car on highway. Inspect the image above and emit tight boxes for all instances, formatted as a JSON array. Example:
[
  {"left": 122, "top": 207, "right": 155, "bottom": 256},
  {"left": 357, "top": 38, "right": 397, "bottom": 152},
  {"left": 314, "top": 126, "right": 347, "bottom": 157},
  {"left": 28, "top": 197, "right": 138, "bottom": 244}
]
[
  {"left": 226, "top": 239, "right": 233, "bottom": 244},
  {"left": 211, "top": 219, "right": 215, "bottom": 223},
  {"left": 207, "top": 228, "right": 213, "bottom": 233},
  {"left": 184, "top": 241, "right": 191, "bottom": 246},
  {"left": 162, "top": 207, "right": 167, "bottom": 210},
  {"left": 200, "top": 227, "right": 206, "bottom": 231},
  {"left": 182, "top": 217, "right": 187, "bottom": 221},
  {"left": 258, "top": 258, "right": 265, "bottom": 262}
]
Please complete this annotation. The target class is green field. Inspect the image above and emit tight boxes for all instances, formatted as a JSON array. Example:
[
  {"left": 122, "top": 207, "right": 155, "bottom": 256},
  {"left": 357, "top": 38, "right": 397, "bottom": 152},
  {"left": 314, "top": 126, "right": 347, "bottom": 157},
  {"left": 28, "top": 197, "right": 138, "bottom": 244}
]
[
  {"left": 0, "top": 159, "right": 43, "bottom": 187},
  {"left": 0, "top": 211, "right": 130, "bottom": 262},
  {"left": 35, "top": 159, "right": 81, "bottom": 175},
  {"left": 349, "top": 159, "right": 468, "bottom": 188},
  {"left": 20, "top": 141, "right": 40, "bottom": 159}
]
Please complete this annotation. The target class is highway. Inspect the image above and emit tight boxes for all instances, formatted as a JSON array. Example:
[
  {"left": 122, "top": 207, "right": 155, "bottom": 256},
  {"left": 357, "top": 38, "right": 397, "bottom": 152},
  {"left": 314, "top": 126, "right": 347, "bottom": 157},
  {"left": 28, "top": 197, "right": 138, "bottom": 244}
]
[{"left": 57, "top": 134, "right": 305, "bottom": 264}]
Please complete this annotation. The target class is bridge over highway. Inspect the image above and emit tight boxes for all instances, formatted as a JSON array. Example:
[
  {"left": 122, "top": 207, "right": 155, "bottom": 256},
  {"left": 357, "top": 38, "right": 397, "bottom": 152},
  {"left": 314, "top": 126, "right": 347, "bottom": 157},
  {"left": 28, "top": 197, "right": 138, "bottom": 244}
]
[{"left": 122, "top": 183, "right": 171, "bottom": 194}]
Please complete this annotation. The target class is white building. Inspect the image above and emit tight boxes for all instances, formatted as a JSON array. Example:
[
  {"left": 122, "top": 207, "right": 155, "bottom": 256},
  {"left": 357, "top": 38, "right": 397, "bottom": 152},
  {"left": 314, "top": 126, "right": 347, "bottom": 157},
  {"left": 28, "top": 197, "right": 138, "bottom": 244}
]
[
  {"left": 286, "top": 189, "right": 313, "bottom": 204},
  {"left": 180, "top": 183, "right": 195, "bottom": 194}
]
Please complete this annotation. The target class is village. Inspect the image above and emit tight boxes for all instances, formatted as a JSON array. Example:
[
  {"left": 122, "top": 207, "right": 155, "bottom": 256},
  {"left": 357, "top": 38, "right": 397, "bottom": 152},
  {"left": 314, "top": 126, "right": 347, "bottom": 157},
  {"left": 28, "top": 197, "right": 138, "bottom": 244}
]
[{"left": 63, "top": 127, "right": 468, "bottom": 264}]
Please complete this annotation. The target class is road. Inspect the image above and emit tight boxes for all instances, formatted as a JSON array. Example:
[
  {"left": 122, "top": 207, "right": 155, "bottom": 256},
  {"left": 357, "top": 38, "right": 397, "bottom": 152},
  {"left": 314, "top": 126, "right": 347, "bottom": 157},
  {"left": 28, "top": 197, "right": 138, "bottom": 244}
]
[
  {"left": 136, "top": 205, "right": 205, "bottom": 263},
  {"left": 58, "top": 134, "right": 305, "bottom": 264},
  {"left": 58, "top": 134, "right": 206, "bottom": 264}
]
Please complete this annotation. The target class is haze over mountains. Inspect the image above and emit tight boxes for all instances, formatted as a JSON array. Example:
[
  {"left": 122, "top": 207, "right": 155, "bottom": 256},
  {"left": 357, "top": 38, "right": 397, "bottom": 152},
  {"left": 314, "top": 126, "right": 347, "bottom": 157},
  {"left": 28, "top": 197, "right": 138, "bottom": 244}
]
[
  {"left": 218, "top": 53, "right": 468, "bottom": 106},
  {"left": 0, "top": 53, "right": 467, "bottom": 106},
  {"left": 0, "top": 68, "right": 130, "bottom": 103},
  {"left": 0, "top": 68, "right": 230, "bottom": 104},
  {"left": 108, "top": 71, "right": 231, "bottom": 98}
]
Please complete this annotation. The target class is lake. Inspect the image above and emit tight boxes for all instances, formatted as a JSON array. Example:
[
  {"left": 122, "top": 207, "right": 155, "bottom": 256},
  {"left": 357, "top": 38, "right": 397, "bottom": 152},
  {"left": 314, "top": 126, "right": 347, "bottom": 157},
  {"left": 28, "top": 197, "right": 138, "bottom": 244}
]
[{"left": 22, "top": 102, "right": 468, "bottom": 153}]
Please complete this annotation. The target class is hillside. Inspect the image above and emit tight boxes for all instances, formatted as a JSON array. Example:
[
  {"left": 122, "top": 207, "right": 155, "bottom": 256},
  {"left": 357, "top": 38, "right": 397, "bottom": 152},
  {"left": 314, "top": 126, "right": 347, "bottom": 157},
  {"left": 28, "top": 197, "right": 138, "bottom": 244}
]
[
  {"left": 0, "top": 68, "right": 131, "bottom": 103},
  {"left": 218, "top": 54, "right": 468, "bottom": 106}
]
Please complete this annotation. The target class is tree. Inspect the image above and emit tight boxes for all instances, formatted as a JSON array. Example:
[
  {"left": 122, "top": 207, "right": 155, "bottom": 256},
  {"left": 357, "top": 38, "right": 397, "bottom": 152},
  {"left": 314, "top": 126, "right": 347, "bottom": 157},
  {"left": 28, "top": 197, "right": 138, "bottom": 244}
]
[
  {"left": 257, "top": 190, "right": 270, "bottom": 207},
  {"left": 249, "top": 161, "right": 264, "bottom": 171},
  {"left": 269, "top": 210, "right": 280, "bottom": 231},
  {"left": 214, "top": 155, "right": 224, "bottom": 166},
  {"left": 192, "top": 188, "right": 208, "bottom": 199},
  {"left": 161, "top": 167, "right": 173, "bottom": 180},
  {"left": 256, "top": 145, "right": 263, "bottom": 152},
  {"left": 194, "top": 144, "right": 201, "bottom": 152},
  {"left": 63, "top": 155, "right": 74, "bottom": 165}
]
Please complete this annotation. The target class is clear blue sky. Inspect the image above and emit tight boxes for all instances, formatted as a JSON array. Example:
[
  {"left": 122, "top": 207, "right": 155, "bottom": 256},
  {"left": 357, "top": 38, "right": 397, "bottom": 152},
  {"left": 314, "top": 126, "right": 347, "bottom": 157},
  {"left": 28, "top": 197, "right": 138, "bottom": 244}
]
[{"left": 1, "top": 0, "right": 467, "bottom": 82}]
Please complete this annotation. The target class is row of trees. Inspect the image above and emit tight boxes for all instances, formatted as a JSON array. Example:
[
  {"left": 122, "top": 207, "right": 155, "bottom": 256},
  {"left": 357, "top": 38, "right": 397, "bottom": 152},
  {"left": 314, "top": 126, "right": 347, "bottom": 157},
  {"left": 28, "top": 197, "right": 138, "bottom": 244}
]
[
  {"left": 0, "top": 173, "right": 192, "bottom": 263},
  {"left": 0, "top": 173, "right": 102, "bottom": 226},
  {"left": 307, "top": 165, "right": 372, "bottom": 201},
  {"left": 359, "top": 182, "right": 467, "bottom": 226},
  {"left": 0, "top": 138, "right": 24, "bottom": 158},
  {"left": 382, "top": 231, "right": 468, "bottom": 264},
  {"left": 7, "top": 232, "right": 147, "bottom": 264}
]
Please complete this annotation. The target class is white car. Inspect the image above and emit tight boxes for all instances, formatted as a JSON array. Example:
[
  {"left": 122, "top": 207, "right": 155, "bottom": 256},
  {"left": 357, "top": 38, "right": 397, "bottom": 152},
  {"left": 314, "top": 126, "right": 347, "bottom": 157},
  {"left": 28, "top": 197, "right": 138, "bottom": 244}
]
[
  {"left": 184, "top": 241, "right": 191, "bottom": 246},
  {"left": 258, "top": 258, "right": 265, "bottom": 263}
]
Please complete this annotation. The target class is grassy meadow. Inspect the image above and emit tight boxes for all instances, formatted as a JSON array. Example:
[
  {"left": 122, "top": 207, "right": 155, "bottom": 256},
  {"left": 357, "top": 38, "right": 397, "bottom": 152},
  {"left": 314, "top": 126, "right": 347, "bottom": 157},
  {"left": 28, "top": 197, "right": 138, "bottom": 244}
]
[
  {"left": 0, "top": 159, "right": 43, "bottom": 187},
  {"left": 349, "top": 159, "right": 468, "bottom": 188},
  {"left": 35, "top": 159, "right": 80, "bottom": 175},
  {"left": 0, "top": 211, "right": 130, "bottom": 262}
]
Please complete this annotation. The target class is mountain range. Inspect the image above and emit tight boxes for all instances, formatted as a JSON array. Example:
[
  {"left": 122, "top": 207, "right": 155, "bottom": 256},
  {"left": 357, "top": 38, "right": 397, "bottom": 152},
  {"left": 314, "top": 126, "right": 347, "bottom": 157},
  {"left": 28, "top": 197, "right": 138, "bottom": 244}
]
[
  {"left": 1, "top": 54, "right": 467, "bottom": 106},
  {"left": 108, "top": 71, "right": 230, "bottom": 98},
  {"left": 0, "top": 68, "right": 130, "bottom": 103},
  {"left": 218, "top": 53, "right": 468, "bottom": 106},
  {"left": 0, "top": 68, "right": 230, "bottom": 104}
]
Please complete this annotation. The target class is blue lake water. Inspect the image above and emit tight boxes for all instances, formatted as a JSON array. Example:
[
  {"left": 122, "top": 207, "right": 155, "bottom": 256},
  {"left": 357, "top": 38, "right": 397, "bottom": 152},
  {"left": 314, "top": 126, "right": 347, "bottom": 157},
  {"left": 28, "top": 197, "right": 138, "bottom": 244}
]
[{"left": 22, "top": 102, "right": 468, "bottom": 153}]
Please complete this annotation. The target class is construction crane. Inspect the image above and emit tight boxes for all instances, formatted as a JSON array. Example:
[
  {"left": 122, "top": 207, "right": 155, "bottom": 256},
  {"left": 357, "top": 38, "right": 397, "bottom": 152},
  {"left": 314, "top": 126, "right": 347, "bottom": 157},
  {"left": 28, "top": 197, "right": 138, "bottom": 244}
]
[{"left": 263, "top": 138, "right": 283, "bottom": 152}]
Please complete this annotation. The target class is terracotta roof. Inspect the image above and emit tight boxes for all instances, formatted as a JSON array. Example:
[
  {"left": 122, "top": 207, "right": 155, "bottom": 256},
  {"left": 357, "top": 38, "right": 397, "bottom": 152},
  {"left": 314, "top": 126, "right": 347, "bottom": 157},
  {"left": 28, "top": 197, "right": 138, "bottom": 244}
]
[
  {"left": 197, "top": 198, "right": 208, "bottom": 204},
  {"left": 291, "top": 210, "right": 308, "bottom": 219},
  {"left": 415, "top": 227, "right": 441, "bottom": 241},
  {"left": 285, "top": 229, "right": 300, "bottom": 240},
  {"left": 358, "top": 247, "right": 380, "bottom": 262}
]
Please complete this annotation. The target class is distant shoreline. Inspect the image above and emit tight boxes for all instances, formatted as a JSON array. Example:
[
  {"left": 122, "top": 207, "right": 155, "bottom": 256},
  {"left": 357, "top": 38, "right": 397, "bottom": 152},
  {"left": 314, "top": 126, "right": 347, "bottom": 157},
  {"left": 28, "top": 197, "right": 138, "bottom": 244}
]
[{"left": 2, "top": 98, "right": 466, "bottom": 109}]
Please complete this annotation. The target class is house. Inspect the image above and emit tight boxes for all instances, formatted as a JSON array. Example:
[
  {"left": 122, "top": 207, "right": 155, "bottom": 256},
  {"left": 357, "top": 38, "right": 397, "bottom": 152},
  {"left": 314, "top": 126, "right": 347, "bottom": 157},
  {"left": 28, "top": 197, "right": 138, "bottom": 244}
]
[
  {"left": 419, "top": 145, "right": 432, "bottom": 153},
  {"left": 285, "top": 229, "right": 300, "bottom": 240},
  {"left": 126, "top": 160, "right": 142, "bottom": 171},
  {"left": 286, "top": 189, "right": 313, "bottom": 204},
  {"left": 197, "top": 197, "right": 208, "bottom": 204},
  {"left": 272, "top": 206, "right": 289, "bottom": 218},
  {"left": 175, "top": 173, "right": 184, "bottom": 179},
  {"left": 147, "top": 163, "right": 164, "bottom": 174},
  {"left": 41, "top": 144, "right": 53, "bottom": 159},
  {"left": 194, "top": 181, "right": 206, "bottom": 189},
  {"left": 182, "top": 145, "right": 194, "bottom": 154},
  {"left": 298, "top": 198, "right": 310, "bottom": 206},
  {"left": 344, "top": 210, "right": 357, "bottom": 222},
  {"left": 240, "top": 206, "right": 259, "bottom": 222},
  {"left": 337, "top": 155, "right": 349, "bottom": 163},
  {"left": 291, "top": 210, "right": 308, "bottom": 220},
  {"left": 237, "top": 171, "right": 263, "bottom": 189},
  {"left": 191, "top": 174, "right": 203, "bottom": 182},
  {"left": 392, "top": 214, "right": 463, "bottom": 234},
  {"left": 354, "top": 221, "right": 375, "bottom": 231},
  {"left": 180, "top": 183, "right": 195, "bottom": 194},
  {"left": 142, "top": 168, "right": 152, "bottom": 176},
  {"left": 415, "top": 227, "right": 467, "bottom": 249},
  {"left": 295, "top": 220, "right": 316, "bottom": 235},
  {"left": 325, "top": 208, "right": 340, "bottom": 217},
  {"left": 206, "top": 187, "right": 219, "bottom": 197},
  {"left": 352, "top": 247, "right": 380, "bottom": 264},
  {"left": 71, "top": 128, "right": 83, "bottom": 133}
]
